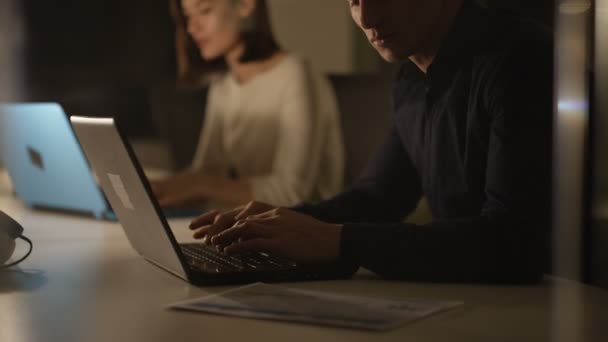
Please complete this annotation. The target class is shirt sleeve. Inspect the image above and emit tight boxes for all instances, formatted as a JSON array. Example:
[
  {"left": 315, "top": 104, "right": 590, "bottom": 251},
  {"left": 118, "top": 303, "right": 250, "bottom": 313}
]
[
  {"left": 190, "top": 84, "right": 227, "bottom": 175},
  {"left": 295, "top": 40, "right": 553, "bottom": 284},
  {"left": 294, "top": 124, "right": 423, "bottom": 223},
  {"left": 249, "top": 63, "right": 331, "bottom": 206}
]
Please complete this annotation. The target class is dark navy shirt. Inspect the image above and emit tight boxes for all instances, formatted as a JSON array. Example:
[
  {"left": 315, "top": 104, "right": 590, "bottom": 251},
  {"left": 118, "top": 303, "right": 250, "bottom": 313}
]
[{"left": 296, "top": 1, "right": 553, "bottom": 283}]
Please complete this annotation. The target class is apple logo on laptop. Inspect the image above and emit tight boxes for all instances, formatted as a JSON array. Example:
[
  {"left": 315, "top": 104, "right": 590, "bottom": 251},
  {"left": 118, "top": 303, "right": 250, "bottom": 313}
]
[{"left": 27, "top": 146, "right": 44, "bottom": 170}]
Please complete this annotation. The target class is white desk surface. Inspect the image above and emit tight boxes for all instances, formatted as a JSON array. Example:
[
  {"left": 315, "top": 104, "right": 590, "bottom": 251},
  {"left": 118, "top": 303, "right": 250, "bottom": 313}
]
[{"left": 1, "top": 170, "right": 607, "bottom": 342}]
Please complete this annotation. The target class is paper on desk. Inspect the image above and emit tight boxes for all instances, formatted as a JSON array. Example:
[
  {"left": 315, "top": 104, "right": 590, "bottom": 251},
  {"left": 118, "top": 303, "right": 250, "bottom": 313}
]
[{"left": 168, "top": 282, "right": 462, "bottom": 331}]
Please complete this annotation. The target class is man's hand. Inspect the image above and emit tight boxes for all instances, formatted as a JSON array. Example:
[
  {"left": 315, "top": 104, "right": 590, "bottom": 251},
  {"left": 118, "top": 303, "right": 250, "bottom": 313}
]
[
  {"left": 205, "top": 206, "right": 343, "bottom": 263},
  {"left": 188, "top": 201, "right": 276, "bottom": 243}
]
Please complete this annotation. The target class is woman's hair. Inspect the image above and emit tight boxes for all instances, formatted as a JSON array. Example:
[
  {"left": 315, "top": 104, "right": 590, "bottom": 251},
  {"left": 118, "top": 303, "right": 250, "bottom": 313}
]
[{"left": 170, "top": 0, "right": 280, "bottom": 86}]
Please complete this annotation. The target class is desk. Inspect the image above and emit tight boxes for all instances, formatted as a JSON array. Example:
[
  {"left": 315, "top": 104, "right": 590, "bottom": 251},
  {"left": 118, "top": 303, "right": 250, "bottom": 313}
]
[{"left": 1, "top": 170, "right": 607, "bottom": 342}]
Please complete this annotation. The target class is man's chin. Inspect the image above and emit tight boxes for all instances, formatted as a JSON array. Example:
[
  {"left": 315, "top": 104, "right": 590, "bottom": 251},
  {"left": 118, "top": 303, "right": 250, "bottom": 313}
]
[
  {"left": 369, "top": 45, "right": 408, "bottom": 63},
  {"left": 377, "top": 50, "right": 407, "bottom": 63}
]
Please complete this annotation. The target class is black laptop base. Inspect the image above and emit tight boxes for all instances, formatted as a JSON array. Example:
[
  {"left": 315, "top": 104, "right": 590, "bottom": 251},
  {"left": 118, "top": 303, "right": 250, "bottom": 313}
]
[{"left": 180, "top": 243, "right": 359, "bottom": 286}]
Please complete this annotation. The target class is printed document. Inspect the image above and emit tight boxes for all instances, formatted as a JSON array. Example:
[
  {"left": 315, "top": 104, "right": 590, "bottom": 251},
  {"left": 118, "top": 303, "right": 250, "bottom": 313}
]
[{"left": 168, "top": 282, "right": 462, "bottom": 331}]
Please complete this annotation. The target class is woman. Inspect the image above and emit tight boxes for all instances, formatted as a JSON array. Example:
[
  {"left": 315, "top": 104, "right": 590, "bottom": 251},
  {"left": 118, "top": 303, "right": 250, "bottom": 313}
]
[{"left": 152, "top": 0, "right": 344, "bottom": 208}]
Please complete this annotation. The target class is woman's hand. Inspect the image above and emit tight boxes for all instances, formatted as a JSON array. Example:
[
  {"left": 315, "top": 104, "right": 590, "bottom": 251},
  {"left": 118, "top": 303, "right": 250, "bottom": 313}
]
[
  {"left": 189, "top": 202, "right": 343, "bottom": 262},
  {"left": 150, "top": 171, "right": 208, "bottom": 208}
]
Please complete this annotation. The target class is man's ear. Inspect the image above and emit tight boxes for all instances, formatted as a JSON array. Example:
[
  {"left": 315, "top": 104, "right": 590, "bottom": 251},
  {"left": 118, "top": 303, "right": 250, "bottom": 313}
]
[{"left": 236, "top": 0, "right": 256, "bottom": 19}]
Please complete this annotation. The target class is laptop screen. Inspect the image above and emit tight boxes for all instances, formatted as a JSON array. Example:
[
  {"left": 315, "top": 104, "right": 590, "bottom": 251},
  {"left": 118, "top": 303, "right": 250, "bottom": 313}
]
[{"left": 0, "top": 103, "right": 108, "bottom": 217}]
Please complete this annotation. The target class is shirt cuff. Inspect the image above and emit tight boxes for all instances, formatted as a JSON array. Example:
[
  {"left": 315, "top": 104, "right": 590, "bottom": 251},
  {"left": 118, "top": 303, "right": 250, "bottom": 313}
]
[{"left": 339, "top": 223, "right": 372, "bottom": 264}]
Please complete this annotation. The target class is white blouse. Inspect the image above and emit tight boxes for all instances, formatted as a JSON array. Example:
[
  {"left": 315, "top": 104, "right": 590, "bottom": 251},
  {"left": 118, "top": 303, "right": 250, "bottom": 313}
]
[{"left": 191, "top": 54, "right": 344, "bottom": 207}]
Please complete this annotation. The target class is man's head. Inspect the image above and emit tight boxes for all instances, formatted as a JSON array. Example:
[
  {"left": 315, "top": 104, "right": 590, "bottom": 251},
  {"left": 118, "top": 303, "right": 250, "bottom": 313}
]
[{"left": 347, "top": 0, "right": 456, "bottom": 62}]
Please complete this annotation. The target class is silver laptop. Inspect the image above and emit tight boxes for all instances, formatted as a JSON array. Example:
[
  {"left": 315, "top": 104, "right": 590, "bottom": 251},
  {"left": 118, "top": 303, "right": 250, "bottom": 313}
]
[{"left": 70, "top": 116, "right": 358, "bottom": 286}]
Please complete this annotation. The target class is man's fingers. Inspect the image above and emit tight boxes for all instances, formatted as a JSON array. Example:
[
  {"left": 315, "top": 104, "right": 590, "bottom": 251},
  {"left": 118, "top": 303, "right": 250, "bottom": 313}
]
[
  {"left": 234, "top": 202, "right": 255, "bottom": 221},
  {"left": 189, "top": 210, "right": 220, "bottom": 229},
  {"left": 223, "top": 238, "right": 280, "bottom": 256},
  {"left": 192, "top": 225, "right": 213, "bottom": 240},
  {"left": 234, "top": 202, "right": 271, "bottom": 221},
  {"left": 245, "top": 210, "right": 276, "bottom": 221},
  {"left": 243, "top": 207, "right": 291, "bottom": 223},
  {"left": 204, "top": 209, "right": 242, "bottom": 238},
  {"left": 211, "top": 221, "right": 273, "bottom": 245},
  {"left": 236, "top": 215, "right": 281, "bottom": 227}
]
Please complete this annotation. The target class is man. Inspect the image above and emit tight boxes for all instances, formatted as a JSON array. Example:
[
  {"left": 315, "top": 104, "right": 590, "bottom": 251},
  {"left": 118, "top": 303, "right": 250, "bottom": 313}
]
[{"left": 188, "top": 0, "right": 553, "bottom": 283}]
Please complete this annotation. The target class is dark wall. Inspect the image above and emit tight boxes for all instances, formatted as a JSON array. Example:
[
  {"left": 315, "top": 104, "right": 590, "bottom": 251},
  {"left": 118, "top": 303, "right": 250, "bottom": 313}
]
[
  {"left": 490, "top": 0, "right": 555, "bottom": 26},
  {"left": 19, "top": 0, "right": 175, "bottom": 137},
  {"left": 592, "top": 218, "right": 608, "bottom": 288}
]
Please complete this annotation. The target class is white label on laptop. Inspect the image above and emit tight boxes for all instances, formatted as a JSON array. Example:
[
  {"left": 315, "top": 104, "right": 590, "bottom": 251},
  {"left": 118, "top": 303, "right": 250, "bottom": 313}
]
[{"left": 108, "top": 173, "right": 135, "bottom": 210}]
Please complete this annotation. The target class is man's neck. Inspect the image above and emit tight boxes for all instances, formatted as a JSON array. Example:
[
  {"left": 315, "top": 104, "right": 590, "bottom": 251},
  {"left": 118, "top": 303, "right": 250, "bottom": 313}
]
[{"left": 409, "top": 0, "right": 464, "bottom": 74}]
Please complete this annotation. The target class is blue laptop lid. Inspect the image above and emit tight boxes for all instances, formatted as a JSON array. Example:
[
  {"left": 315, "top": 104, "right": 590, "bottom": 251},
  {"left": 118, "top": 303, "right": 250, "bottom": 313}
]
[{"left": 0, "top": 103, "right": 108, "bottom": 217}]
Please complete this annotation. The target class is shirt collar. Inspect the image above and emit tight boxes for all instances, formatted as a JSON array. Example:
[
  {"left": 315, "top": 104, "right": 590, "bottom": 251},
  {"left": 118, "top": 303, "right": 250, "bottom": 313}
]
[{"left": 401, "top": 1, "right": 490, "bottom": 88}]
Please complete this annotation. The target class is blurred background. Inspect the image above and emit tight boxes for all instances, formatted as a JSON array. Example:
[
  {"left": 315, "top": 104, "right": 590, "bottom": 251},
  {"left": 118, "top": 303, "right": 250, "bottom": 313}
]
[
  {"left": 1, "top": 0, "right": 606, "bottom": 289},
  {"left": 2, "top": 0, "right": 553, "bottom": 140}
]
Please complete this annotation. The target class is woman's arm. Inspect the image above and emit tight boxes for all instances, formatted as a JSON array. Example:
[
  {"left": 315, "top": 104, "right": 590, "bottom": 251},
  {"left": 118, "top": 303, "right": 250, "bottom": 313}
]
[{"left": 151, "top": 171, "right": 253, "bottom": 208}]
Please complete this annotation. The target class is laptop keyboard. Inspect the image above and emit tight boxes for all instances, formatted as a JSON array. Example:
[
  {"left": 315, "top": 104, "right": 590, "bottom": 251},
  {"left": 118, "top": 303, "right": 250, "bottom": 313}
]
[{"left": 181, "top": 243, "right": 296, "bottom": 272}]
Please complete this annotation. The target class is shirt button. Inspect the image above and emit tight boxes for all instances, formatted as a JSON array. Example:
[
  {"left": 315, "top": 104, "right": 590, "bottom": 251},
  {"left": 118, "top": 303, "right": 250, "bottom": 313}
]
[{"left": 424, "top": 79, "right": 431, "bottom": 93}]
